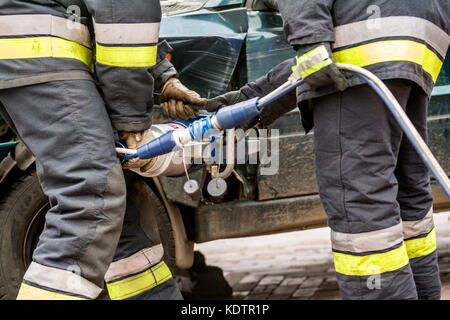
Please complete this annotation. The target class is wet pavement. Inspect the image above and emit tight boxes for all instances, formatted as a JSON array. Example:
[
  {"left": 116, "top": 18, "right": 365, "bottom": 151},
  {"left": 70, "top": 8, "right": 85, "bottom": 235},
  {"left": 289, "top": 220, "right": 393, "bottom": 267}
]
[{"left": 195, "top": 212, "right": 450, "bottom": 300}]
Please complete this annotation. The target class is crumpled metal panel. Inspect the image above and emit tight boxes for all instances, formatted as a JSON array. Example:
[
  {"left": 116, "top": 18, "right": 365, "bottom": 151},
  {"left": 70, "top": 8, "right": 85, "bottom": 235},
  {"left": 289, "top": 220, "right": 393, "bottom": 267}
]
[
  {"left": 245, "top": 11, "right": 295, "bottom": 82},
  {"left": 204, "top": 0, "right": 244, "bottom": 9},
  {"left": 160, "top": 8, "right": 248, "bottom": 98},
  {"left": 161, "top": 0, "right": 209, "bottom": 17}
]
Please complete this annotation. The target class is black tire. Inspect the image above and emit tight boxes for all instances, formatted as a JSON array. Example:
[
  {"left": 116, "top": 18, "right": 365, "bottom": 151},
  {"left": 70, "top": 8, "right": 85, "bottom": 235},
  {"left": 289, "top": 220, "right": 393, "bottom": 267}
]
[{"left": 0, "top": 168, "right": 175, "bottom": 300}]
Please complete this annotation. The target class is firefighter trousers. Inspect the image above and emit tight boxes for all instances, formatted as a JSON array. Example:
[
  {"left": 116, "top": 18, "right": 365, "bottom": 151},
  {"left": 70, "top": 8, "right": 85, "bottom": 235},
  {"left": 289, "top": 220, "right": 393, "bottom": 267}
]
[
  {"left": 311, "top": 79, "right": 441, "bottom": 300},
  {"left": 0, "top": 80, "right": 182, "bottom": 300}
]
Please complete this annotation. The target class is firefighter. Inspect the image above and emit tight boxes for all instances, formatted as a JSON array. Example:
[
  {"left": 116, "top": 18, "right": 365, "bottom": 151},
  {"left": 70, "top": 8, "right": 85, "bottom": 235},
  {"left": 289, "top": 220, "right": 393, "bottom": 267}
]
[
  {"left": 0, "top": 0, "right": 206, "bottom": 300},
  {"left": 207, "top": 0, "right": 449, "bottom": 299}
]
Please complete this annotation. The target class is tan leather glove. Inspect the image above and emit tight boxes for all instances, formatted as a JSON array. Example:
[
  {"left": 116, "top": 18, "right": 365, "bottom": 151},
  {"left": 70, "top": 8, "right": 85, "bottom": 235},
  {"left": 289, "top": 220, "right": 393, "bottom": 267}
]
[
  {"left": 119, "top": 130, "right": 157, "bottom": 172},
  {"left": 160, "top": 77, "right": 208, "bottom": 120}
]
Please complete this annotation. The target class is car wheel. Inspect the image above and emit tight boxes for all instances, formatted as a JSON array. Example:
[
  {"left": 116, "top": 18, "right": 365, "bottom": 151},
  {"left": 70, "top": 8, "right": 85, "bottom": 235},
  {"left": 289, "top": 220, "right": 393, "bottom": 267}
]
[{"left": 0, "top": 169, "right": 176, "bottom": 300}]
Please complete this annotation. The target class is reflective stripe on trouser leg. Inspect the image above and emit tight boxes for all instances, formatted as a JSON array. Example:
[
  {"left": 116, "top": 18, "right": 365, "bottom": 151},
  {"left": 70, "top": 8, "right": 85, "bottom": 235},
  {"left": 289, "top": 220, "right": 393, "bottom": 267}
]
[
  {"left": 403, "top": 209, "right": 441, "bottom": 300},
  {"left": 331, "top": 224, "right": 417, "bottom": 300},
  {"left": 0, "top": 80, "right": 127, "bottom": 299},
  {"left": 17, "top": 262, "right": 97, "bottom": 300},
  {"left": 393, "top": 84, "right": 440, "bottom": 300},
  {"left": 105, "top": 246, "right": 179, "bottom": 300},
  {"left": 311, "top": 81, "right": 419, "bottom": 299}
]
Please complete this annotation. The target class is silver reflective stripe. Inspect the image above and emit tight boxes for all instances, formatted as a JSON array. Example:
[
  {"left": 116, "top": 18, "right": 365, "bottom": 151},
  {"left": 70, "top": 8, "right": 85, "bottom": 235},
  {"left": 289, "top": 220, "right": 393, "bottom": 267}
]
[
  {"left": 297, "top": 46, "right": 330, "bottom": 73},
  {"left": 333, "top": 16, "right": 450, "bottom": 58},
  {"left": 0, "top": 14, "right": 91, "bottom": 48},
  {"left": 104, "top": 244, "right": 164, "bottom": 282},
  {"left": 93, "top": 19, "right": 160, "bottom": 45},
  {"left": 23, "top": 262, "right": 102, "bottom": 299},
  {"left": 403, "top": 208, "right": 435, "bottom": 240},
  {"left": 331, "top": 223, "right": 403, "bottom": 253}
]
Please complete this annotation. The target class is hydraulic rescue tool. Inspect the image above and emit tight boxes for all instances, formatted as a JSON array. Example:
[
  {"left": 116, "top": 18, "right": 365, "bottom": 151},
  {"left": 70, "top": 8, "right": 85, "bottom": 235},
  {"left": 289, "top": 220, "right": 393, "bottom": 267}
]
[{"left": 116, "top": 64, "right": 450, "bottom": 199}]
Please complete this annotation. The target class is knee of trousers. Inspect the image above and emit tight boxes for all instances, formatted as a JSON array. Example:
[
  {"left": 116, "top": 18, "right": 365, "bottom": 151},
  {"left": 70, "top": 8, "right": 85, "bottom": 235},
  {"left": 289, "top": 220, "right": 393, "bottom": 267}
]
[
  {"left": 104, "top": 244, "right": 178, "bottom": 300},
  {"left": 27, "top": 161, "right": 127, "bottom": 297}
]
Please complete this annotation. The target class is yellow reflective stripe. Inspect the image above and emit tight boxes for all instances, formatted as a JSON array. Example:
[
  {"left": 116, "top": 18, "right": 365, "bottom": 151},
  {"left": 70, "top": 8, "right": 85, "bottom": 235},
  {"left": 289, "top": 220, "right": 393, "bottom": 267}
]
[
  {"left": 333, "top": 243, "right": 409, "bottom": 276},
  {"left": 301, "top": 59, "right": 332, "bottom": 78},
  {"left": 16, "top": 283, "right": 87, "bottom": 300},
  {"left": 0, "top": 37, "right": 92, "bottom": 70},
  {"left": 106, "top": 261, "right": 172, "bottom": 300},
  {"left": 96, "top": 43, "right": 157, "bottom": 67},
  {"left": 404, "top": 228, "right": 437, "bottom": 259},
  {"left": 333, "top": 40, "right": 443, "bottom": 82}
]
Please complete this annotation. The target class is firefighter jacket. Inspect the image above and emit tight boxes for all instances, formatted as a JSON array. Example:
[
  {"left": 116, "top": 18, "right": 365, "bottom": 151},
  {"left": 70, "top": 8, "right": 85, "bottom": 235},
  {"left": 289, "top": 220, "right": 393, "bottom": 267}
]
[{"left": 0, "top": 0, "right": 176, "bottom": 131}]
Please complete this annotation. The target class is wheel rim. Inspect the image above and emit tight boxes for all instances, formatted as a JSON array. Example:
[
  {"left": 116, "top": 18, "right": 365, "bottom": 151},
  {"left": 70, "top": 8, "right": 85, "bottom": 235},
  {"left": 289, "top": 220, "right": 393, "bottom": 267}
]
[{"left": 22, "top": 203, "right": 48, "bottom": 269}]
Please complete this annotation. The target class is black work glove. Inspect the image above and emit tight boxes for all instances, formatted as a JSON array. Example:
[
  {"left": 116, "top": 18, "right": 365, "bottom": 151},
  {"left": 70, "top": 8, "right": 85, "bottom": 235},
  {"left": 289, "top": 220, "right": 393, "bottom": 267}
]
[
  {"left": 294, "top": 42, "right": 348, "bottom": 91},
  {"left": 205, "top": 90, "right": 262, "bottom": 130}
]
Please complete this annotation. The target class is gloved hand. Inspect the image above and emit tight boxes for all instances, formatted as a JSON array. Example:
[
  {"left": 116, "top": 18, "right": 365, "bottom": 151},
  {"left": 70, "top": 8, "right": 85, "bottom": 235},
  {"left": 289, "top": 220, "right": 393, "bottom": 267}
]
[
  {"left": 205, "top": 90, "right": 264, "bottom": 130},
  {"left": 160, "top": 77, "right": 208, "bottom": 120},
  {"left": 119, "top": 130, "right": 157, "bottom": 172},
  {"left": 293, "top": 42, "right": 348, "bottom": 91}
]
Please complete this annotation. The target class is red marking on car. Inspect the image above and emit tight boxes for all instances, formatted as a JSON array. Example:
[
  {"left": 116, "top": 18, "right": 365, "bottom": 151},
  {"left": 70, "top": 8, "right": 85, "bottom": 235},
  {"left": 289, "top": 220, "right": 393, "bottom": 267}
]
[{"left": 168, "top": 124, "right": 180, "bottom": 129}]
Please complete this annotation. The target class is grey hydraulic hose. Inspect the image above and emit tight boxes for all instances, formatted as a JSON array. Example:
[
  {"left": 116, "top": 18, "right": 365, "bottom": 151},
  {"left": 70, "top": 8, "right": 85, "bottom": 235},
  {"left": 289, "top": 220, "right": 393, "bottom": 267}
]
[{"left": 336, "top": 63, "right": 450, "bottom": 198}]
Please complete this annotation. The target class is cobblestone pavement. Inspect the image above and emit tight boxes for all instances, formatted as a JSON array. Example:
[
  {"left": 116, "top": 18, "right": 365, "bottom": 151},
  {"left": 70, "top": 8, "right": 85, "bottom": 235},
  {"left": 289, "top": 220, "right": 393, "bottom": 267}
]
[{"left": 195, "top": 212, "right": 450, "bottom": 300}]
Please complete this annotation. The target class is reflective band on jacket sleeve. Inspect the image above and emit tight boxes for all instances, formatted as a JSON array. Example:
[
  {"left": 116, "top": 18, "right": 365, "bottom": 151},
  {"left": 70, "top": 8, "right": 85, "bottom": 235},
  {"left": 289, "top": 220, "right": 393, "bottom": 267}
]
[
  {"left": 332, "top": 40, "right": 443, "bottom": 82},
  {"left": 404, "top": 228, "right": 437, "bottom": 260},
  {"left": 333, "top": 16, "right": 450, "bottom": 58},
  {"left": 333, "top": 243, "right": 409, "bottom": 276},
  {"left": 292, "top": 45, "right": 332, "bottom": 79},
  {"left": 93, "top": 19, "right": 160, "bottom": 45},
  {"left": 17, "top": 283, "right": 88, "bottom": 300},
  {"left": 96, "top": 43, "right": 157, "bottom": 67},
  {"left": 0, "top": 14, "right": 91, "bottom": 48},
  {"left": 0, "top": 37, "right": 92, "bottom": 70},
  {"left": 106, "top": 261, "right": 172, "bottom": 300}
]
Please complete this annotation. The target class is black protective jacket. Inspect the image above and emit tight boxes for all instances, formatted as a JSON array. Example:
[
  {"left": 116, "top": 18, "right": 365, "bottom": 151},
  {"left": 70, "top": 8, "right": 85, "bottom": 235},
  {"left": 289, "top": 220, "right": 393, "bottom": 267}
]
[
  {"left": 241, "top": 0, "right": 449, "bottom": 132},
  {"left": 0, "top": 0, "right": 177, "bottom": 131}
]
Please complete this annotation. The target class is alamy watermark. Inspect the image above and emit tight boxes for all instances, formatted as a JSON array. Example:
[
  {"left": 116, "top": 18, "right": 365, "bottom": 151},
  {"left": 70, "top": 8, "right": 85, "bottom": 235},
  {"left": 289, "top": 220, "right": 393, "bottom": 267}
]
[{"left": 170, "top": 128, "right": 280, "bottom": 176}]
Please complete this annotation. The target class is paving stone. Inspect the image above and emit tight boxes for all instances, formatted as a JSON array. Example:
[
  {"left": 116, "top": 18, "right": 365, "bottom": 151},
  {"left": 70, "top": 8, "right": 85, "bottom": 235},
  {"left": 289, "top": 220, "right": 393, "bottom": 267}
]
[
  {"left": 234, "top": 282, "right": 258, "bottom": 292},
  {"left": 244, "top": 293, "right": 270, "bottom": 300},
  {"left": 438, "top": 263, "right": 450, "bottom": 273},
  {"left": 273, "top": 285, "right": 297, "bottom": 296},
  {"left": 280, "top": 277, "right": 306, "bottom": 286},
  {"left": 259, "top": 276, "right": 284, "bottom": 286},
  {"left": 239, "top": 274, "right": 264, "bottom": 284},
  {"left": 268, "top": 295, "right": 290, "bottom": 300},
  {"left": 292, "top": 287, "right": 317, "bottom": 298},
  {"left": 300, "top": 277, "right": 325, "bottom": 288},
  {"left": 225, "top": 272, "right": 247, "bottom": 287},
  {"left": 318, "top": 280, "right": 339, "bottom": 291},
  {"left": 441, "top": 284, "right": 450, "bottom": 300},
  {"left": 312, "top": 290, "right": 341, "bottom": 300},
  {"left": 252, "top": 285, "right": 277, "bottom": 294},
  {"left": 232, "top": 291, "right": 250, "bottom": 298}
]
